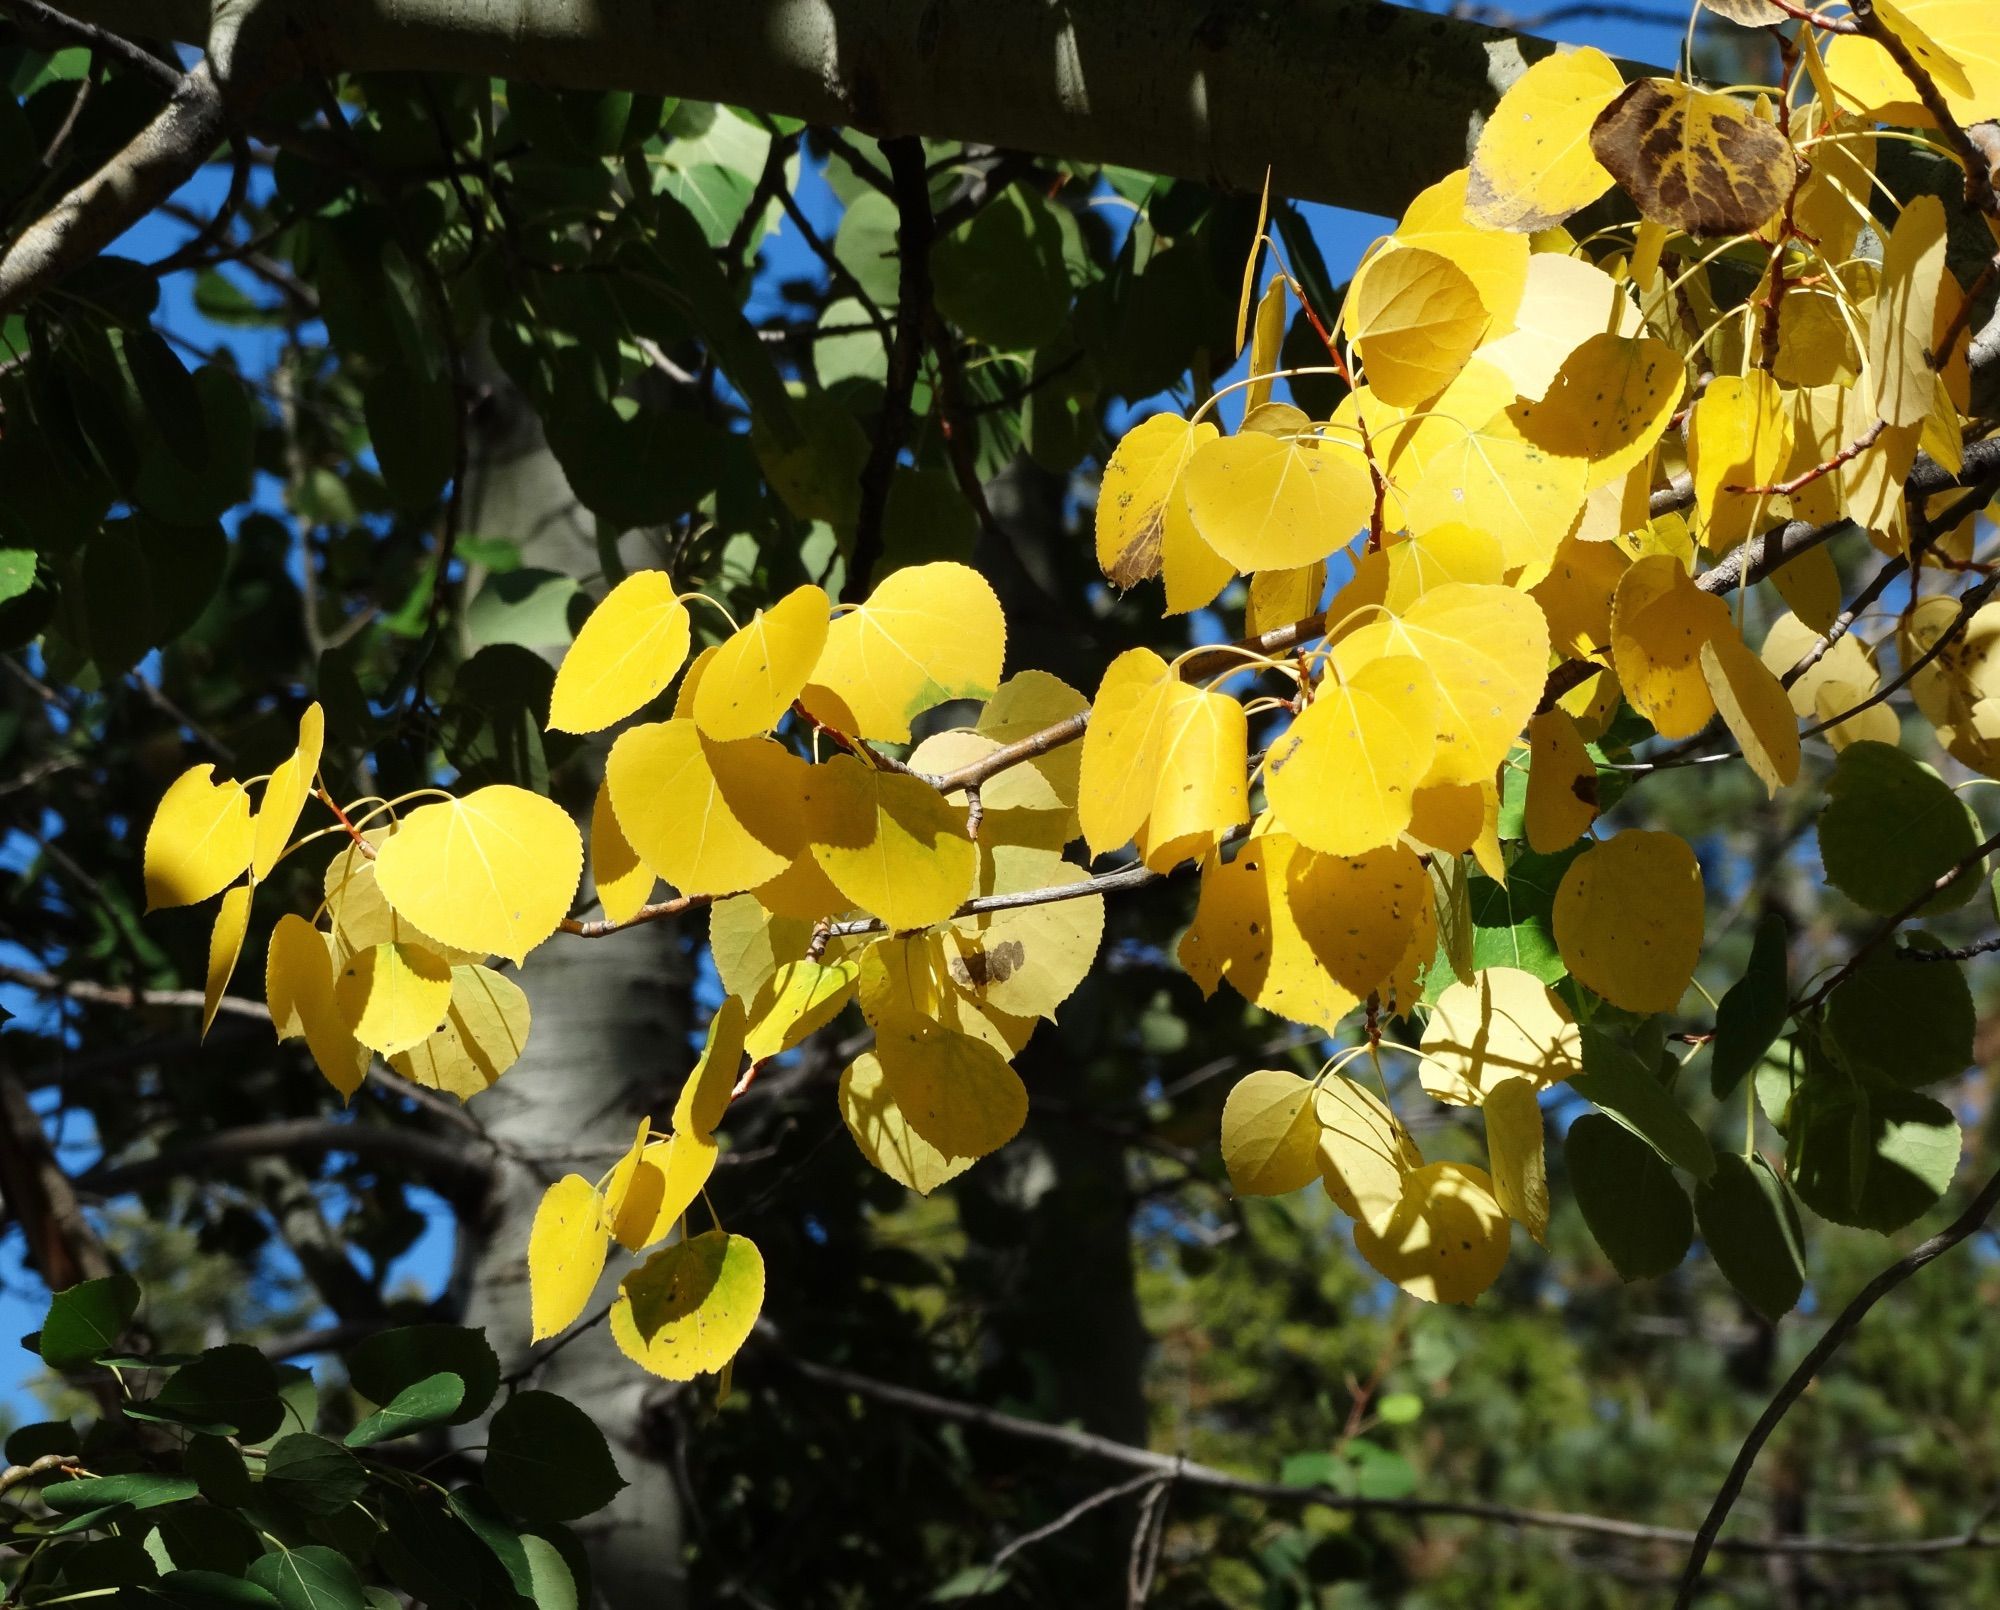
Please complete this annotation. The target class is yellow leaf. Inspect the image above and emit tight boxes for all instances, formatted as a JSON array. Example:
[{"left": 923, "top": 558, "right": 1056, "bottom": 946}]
[
  {"left": 589, "top": 776, "right": 655, "bottom": 927},
  {"left": 1866, "top": 194, "right": 1947, "bottom": 429},
  {"left": 251, "top": 704, "right": 324, "bottom": 881},
  {"left": 323, "top": 831, "right": 484, "bottom": 965},
  {"left": 874, "top": 1016, "right": 1028, "bottom": 1161},
  {"left": 1387, "top": 170, "right": 1531, "bottom": 328},
  {"left": 601, "top": 1118, "right": 661, "bottom": 1250},
  {"left": 671, "top": 644, "right": 718, "bottom": 717},
  {"left": 693, "top": 583, "right": 829, "bottom": 740},
  {"left": 1588, "top": 78, "right": 1794, "bottom": 237},
  {"left": 1179, "top": 832, "right": 1359, "bottom": 1034},
  {"left": 528, "top": 1175, "right": 608, "bottom": 1341},
  {"left": 1762, "top": 611, "right": 1898, "bottom": 749},
  {"left": 203, "top": 884, "right": 252, "bottom": 1039},
  {"left": 1530, "top": 531, "right": 1628, "bottom": 658},
  {"left": 1467, "top": 47, "right": 1624, "bottom": 231},
  {"left": 1333, "top": 583, "right": 1551, "bottom": 787},
  {"left": 610, "top": 1230, "right": 765, "bottom": 1381},
  {"left": 1352, "top": 1161, "right": 1511, "bottom": 1305},
  {"left": 1610, "top": 554, "right": 1732, "bottom": 739},
  {"left": 1481, "top": 1077, "right": 1550, "bottom": 1244},
  {"left": 1181, "top": 428, "right": 1373, "bottom": 573},
  {"left": 1346, "top": 245, "right": 1490, "bottom": 406},
  {"left": 743, "top": 959, "right": 859, "bottom": 1062},
  {"left": 1401, "top": 415, "right": 1585, "bottom": 587},
  {"left": 1384, "top": 525, "right": 1505, "bottom": 613},
  {"left": 1161, "top": 474, "right": 1237, "bottom": 616},
  {"left": 548, "top": 569, "right": 692, "bottom": 734},
  {"left": 266, "top": 914, "right": 369, "bottom": 1099},
  {"left": 674, "top": 994, "right": 748, "bottom": 1141},
  {"left": 1316, "top": 1075, "right": 1424, "bottom": 1230},
  {"left": 1266, "top": 657, "right": 1437, "bottom": 857},
  {"left": 800, "top": 563, "right": 1006, "bottom": 742},
  {"left": 1078, "top": 647, "right": 1177, "bottom": 857},
  {"left": 1419, "top": 966, "right": 1583, "bottom": 1105},
  {"left": 1220, "top": 1069, "right": 1322, "bottom": 1196},
  {"left": 1287, "top": 842, "right": 1429, "bottom": 999},
  {"left": 607, "top": 720, "right": 807, "bottom": 898},
  {"left": 602, "top": 1120, "right": 718, "bottom": 1253},
  {"left": 1523, "top": 709, "right": 1599, "bottom": 854},
  {"left": 145, "top": 764, "right": 254, "bottom": 912},
  {"left": 1689, "top": 369, "right": 1792, "bottom": 550},
  {"left": 1475, "top": 253, "right": 1641, "bottom": 402},
  {"left": 1553, "top": 830, "right": 1704, "bottom": 1012},
  {"left": 1094, "top": 412, "right": 1217, "bottom": 588},
  {"left": 806, "top": 755, "right": 977, "bottom": 931},
  {"left": 946, "top": 845, "right": 1104, "bottom": 1020},
  {"left": 709, "top": 895, "right": 815, "bottom": 1005},
  {"left": 1701, "top": 631, "right": 1801, "bottom": 794},
  {"left": 839, "top": 1052, "right": 974, "bottom": 1195},
  {"left": 1768, "top": 540, "right": 1842, "bottom": 633},
  {"left": 1826, "top": 0, "right": 2000, "bottom": 127},
  {"left": 373, "top": 786, "right": 582, "bottom": 966},
  {"left": 1510, "top": 333, "right": 1685, "bottom": 490},
  {"left": 1246, "top": 563, "right": 1327, "bottom": 636},
  {"left": 1245, "top": 273, "right": 1288, "bottom": 412},
  {"left": 333, "top": 941, "right": 454, "bottom": 1057},
  {"left": 974, "top": 669, "right": 1088, "bottom": 824},
  {"left": 1138, "top": 680, "right": 1249, "bottom": 872},
  {"left": 389, "top": 965, "right": 531, "bottom": 1101}
]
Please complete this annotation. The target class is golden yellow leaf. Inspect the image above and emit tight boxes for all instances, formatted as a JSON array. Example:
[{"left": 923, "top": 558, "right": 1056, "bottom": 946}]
[
  {"left": 1475, "top": 254, "right": 1641, "bottom": 403},
  {"left": 1467, "top": 47, "right": 1624, "bottom": 231},
  {"left": 1690, "top": 369, "right": 1793, "bottom": 550},
  {"left": 1826, "top": 0, "right": 2000, "bottom": 127},
  {"left": 1078, "top": 647, "right": 1177, "bottom": 857},
  {"left": 874, "top": 1015, "right": 1028, "bottom": 1161},
  {"left": 1419, "top": 966, "right": 1583, "bottom": 1105},
  {"left": 839, "top": 1052, "right": 974, "bottom": 1195},
  {"left": 1762, "top": 611, "right": 1898, "bottom": 749},
  {"left": 1246, "top": 563, "right": 1327, "bottom": 636},
  {"left": 743, "top": 959, "right": 859, "bottom": 1062},
  {"left": 1588, "top": 78, "right": 1795, "bottom": 237},
  {"left": 1266, "top": 658, "right": 1439, "bottom": 858},
  {"left": 605, "top": 1131, "right": 717, "bottom": 1253},
  {"left": 1316, "top": 1075, "right": 1423, "bottom": 1230},
  {"left": 1094, "top": 413, "right": 1217, "bottom": 589},
  {"left": 145, "top": 763, "right": 254, "bottom": 912},
  {"left": 333, "top": 942, "right": 454, "bottom": 1057},
  {"left": 1287, "top": 842, "right": 1429, "bottom": 998},
  {"left": 1407, "top": 780, "right": 1487, "bottom": 857},
  {"left": 1384, "top": 526, "right": 1504, "bottom": 614},
  {"left": 548, "top": 569, "right": 692, "bottom": 734},
  {"left": 1161, "top": 477, "right": 1237, "bottom": 616},
  {"left": 805, "top": 755, "right": 976, "bottom": 931},
  {"left": 800, "top": 563, "right": 1007, "bottom": 742},
  {"left": 1220, "top": 1069, "right": 1322, "bottom": 1196},
  {"left": 1245, "top": 273, "right": 1288, "bottom": 412},
  {"left": 972, "top": 669, "right": 1088, "bottom": 828},
  {"left": 1866, "top": 194, "right": 1947, "bottom": 430},
  {"left": 1482, "top": 1077, "right": 1550, "bottom": 1244},
  {"left": 1553, "top": 830, "right": 1704, "bottom": 1012},
  {"left": 1610, "top": 554, "right": 1732, "bottom": 738},
  {"left": 607, "top": 720, "right": 807, "bottom": 898},
  {"left": 1402, "top": 413, "right": 1586, "bottom": 586},
  {"left": 203, "top": 884, "right": 252, "bottom": 1039},
  {"left": 750, "top": 849, "right": 847, "bottom": 925},
  {"left": 1333, "top": 583, "right": 1551, "bottom": 787},
  {"left": 528, "top": 1175, "right": 608, "bottom": 1341},
  {"left": 1138, "top": 680, "right": 1249, "bottom": 871},
  {"left": 323, "top": 830, "right": 484, "bottom": 965},
  {"left": 1347, "top": 244, "right": 1490, "bottom": 406},
  {"left": 946, "top": 844, "right": 1103, "bottom": 1021},
  {"left": 693, "top": 583, "right": 829, "bottom": 740},
  {"left": 610, "top": 1231, "right": 765, "bottom": 1381},
  {"left": 1701, "top": 631, "right": 1801, "bottom": 794},
  {"left": 266, "top": 913, "right": 369, "bottom": 1099},
  {"left": 590, "top": 776, "right": 656, "bottom": 927},
  {"left": 1768, "top": 540, "right": 1842, "bottom": 633},
  {"left": 709, "top": 894, "right": 817, "bottom": 1006},
  {"left": 1530, "top": 531, "right": 1628, "bottom": 658},
  {"left": 675, "top": 994, "right": 748, "bottom": 1141},
  {"left": 251, "top": 703, "right": 324, "bottom": 881},
  {"left": 1181, "top": 427, "right": 1374, "bottom": 573},
  {"left": 602, "top": 1118, "right": 662, "bottom": 1251},
  {"left": 671, "top": 643, "right": 718, "bottom": 717},
  {"left": 1510, "top": 333, "right": 1685, "bottom": 490},
  {"left": 1524, "top": 708, "right": 1599, "bottom": 853},
  {"left": 389, "top": 965, "right": 531, "bottom": 1101},
  {"left": 1353, "top": 1161, "right": 1511, "bottom": 1305},
  {"left": 1387, "top": 170, "right": 1531, "bottom": 328},
  {"left": 1178, "top": 831, "right": 1359, "bottom": 1034}
]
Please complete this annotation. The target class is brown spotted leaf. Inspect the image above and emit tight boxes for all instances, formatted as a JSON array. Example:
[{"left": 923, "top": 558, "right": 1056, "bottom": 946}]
[{"left": 1589, "top": 78, "right": 1794, "bottom": 237}]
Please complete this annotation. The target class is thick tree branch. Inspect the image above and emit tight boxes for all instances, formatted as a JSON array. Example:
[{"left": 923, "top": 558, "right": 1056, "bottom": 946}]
[
  {"left": 80, "top": 1117, "right": 496, "bottom": 1196},
  {"left": 0, "top": 961, "right": 271, "bottom": 1021}
]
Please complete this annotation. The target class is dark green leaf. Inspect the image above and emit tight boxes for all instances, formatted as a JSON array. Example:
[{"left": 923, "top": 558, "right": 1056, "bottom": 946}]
[
  {"left": 1571, "top": 1028, "right": 1714, "bottom": 1179},
  {"left": 118, "top": 326, "right": 206, "bottom": 469},
  {"left": 1696, "top": 1153, "right": 1806, "bottom": 1323},
  {"left": 5, "top": 1420, "right": 78, "bottom": 1464},
  {"left": 447, "top": 1486, "right": 533, "bottom": 1595},
  {"left": 134, "top": 1345, "right": 283, "bottom": 1441},
  {"left": 1565, "top": 1113, "right": 1693, "bottom": 1279},
  {"left": 246, "top": 1545, "right": 366, "bottom": 1610},
  {"left": 146, "top": 1570, "right": 282, "bottom": 1609},
  {"left": 346, "top": 1324, "right": 499, "bottom": 1428},
  {"left": 38, "top": 1273, "right": 139, "bottom": 1368},
  {"left": 1788, "top": 1081, "right": 1960, "bottom": 1232},
  {"left": 1818, "top": 741, "right": 1983, "bottom": 915},
  {"left": 485, "top": 1391, "right": 626, "bottom": 1524},
  {"left": 345, "top": 1372, "right": 466, "bottom": 1449},
  {"left": 1825, "top": 940, "right": 1973, "bottom": 1087},
  {"left": 933, "top": 186, "right": 1075, "bottom": 351},
  {"left": 41, "top": 1473, "right": 198, "bottom": 1514},
  {"left": 1711, "top": 912, "right": 1790, "bottom": 1099},
  {"left": 261, "top": 1434, "right": 367, "bottom": 1517},
  {"left": 184, "top": 1434, "right": 253, "bottom": 1508}
]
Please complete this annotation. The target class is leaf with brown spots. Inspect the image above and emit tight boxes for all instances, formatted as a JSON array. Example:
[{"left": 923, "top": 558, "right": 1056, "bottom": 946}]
[{"left": 1589, "top": 78, "right": 1795, "bottom": 237}]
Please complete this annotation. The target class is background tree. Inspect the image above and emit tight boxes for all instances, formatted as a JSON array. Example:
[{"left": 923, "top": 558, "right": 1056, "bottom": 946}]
[{"left": 1, "top": 1, "right": 1999, "bottom": 1607}]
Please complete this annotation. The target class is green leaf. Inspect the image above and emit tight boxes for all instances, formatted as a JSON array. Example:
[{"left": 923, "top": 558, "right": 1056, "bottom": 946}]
[
  {"left": 1452, "top": 844, "right": 1586, "bottom": 990},
  {"left": 132, "top": 366, "right": 255, "bottom": 525},
  {"left": 38, "top": 1273, "right": 139, "bottom": 1368},
  {"left": 1565, "top": 1113, "right": 1693, "bottom": 1280},
  {"left": 148, "top": 1571, "right": 283, "bottom": 1609},
  {"left": 1788, "top": 1081, "right": 1960, "bottom": 1232},
  {"left": 346, "top": 1324, "right": 499, "bottom": 1428},
  {"left": 0, "top": 546, "right": 36, "bottom": 604},
  {"left": 5, "top": 1420, "right": 79, "bottom": 1464},
  {"left": 1696, "top": 1153, "right": 1806, "bottom": 1323},
  {"left": 131, "top": 1345, "right": 283, "bottom": 1442},
  {"left": 1570, "top": 1028, "right": 1714, "bottom": 1180},
  {"left": 831, "top": 190, "right": 904, "bottom": 307},
  {"left": 520, "top": 1534, "right": 580, "bottom": 1610},
  {"left": 1711, "top": 912, "right": 1789, "bottom": 1099},
  {"left": 345, "top": 1371, "right": 466, "bottom": 1449},
  {"left": 260, "top": 1434, "right": 367, "bottom": 1517},
  {"left": 41, "top": 1473, "right": 198, "bottom": 1514},
  {"left": 246, "top": 1545, "right": 366, "bottom": 1610},
  {"left": 118, "top": 326, "right": 206, "bottom": 469},
  {"left": 1825, "top": 941, "right": 1972, "bottom": 1087},
  {"left": 753, "top": 392, "right": 869, "bottom": 532},
  {"left": 184, "top": 1434, "right": 253, "bottom": 1508},
  {"left": 447, "top": 1486, "right": 533, "bottom": 1595},
  {"left": 485, "top": 1390, "right": 626, "bottom": 1524},
  {"left": 933, "top": 186, "right": 1075, "bottom": 351},
  {"left": 1818, "top": 741, "right": 1984, "bottom": 915}
]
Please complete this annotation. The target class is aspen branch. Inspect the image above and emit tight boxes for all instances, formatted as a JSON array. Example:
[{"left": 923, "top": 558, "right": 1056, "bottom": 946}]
[{"left": 78, "top": 1118, "right": 496, "bottom": 1195}]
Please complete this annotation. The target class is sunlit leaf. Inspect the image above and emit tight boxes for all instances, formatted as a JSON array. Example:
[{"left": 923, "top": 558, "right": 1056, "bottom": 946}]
[{"left": 548, "top": 569, "right": 692, "bottom": 734}]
